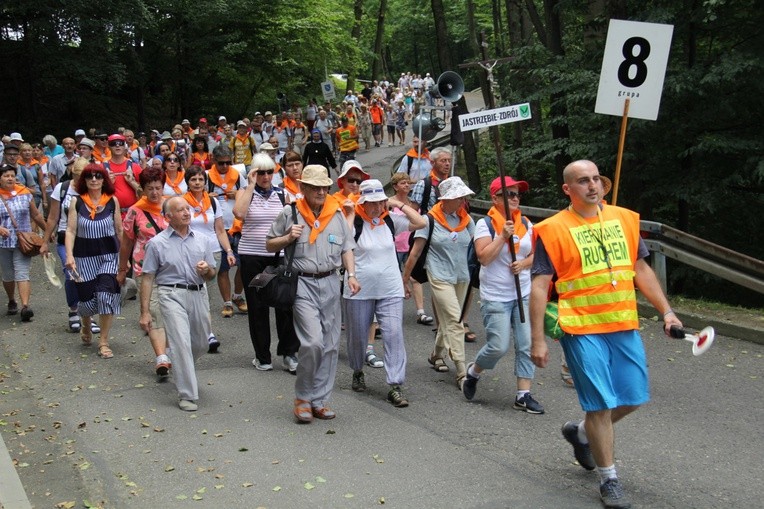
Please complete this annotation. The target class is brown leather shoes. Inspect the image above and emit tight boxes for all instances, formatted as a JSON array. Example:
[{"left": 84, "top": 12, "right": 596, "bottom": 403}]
[
  {"left": 311, "top": 406, "right": 336, "bottom": 420},
  {"left": 294, "top": 399, "right": 313, "bottom": 423}
]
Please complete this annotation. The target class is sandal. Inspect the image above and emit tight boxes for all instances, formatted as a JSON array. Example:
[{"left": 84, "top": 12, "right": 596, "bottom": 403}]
[
  {"left": 98, "top": 344, "right": 114, "bottom": 359},
  {"left": 416, "top": 312, "right": 434, "bottom": 325},
  {"left": 561, "top": 366, "right": 575, "bottom": 387},
  {"left": 91, "top": 321, "right": 101, "bottom": 334},
  {"left": 463, "top": 323, "right": 477, "bottom": 343},
  {"left": 68, "top": 312, "right": 81, "bottom": 333},
  {"left": 294, "top": 399, "right": 313, "bottom": 423},
  {"left": 428, "top": 355, "right": 449, "bottom": 373},
  {"left": 80, "top": 331, "right": 92, "bottom": 346}
]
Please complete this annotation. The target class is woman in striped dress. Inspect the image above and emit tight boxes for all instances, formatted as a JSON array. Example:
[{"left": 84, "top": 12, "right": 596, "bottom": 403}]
[
  {"left": 233, "top": 153, "right": 299, "bottom": 373},
  {"left": 65, "top": 164, "right": 122, "bottom": 359}
]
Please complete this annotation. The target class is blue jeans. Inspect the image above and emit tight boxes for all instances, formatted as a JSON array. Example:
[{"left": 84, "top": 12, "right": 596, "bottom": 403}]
[{"left": 477, "top": 298, "right": 534, "bottom": 379}]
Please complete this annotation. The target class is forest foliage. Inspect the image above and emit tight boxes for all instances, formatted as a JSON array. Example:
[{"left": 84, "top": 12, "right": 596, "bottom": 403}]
[{"left": 1, "top": 0, "right": 762, "bottom": 304}]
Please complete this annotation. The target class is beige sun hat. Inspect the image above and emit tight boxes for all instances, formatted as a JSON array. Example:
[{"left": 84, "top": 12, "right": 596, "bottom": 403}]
[
  {"left": 298, "top": 165, "right": 333, "bottom": 187},
  {"left": 438, "top": 176, "right": 475, "bottom": 200}
]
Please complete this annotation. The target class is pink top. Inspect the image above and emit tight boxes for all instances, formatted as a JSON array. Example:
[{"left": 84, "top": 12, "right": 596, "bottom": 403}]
[
  {"left": 122, "top": 205, "right": 168, "bottom": 276},
  {"left": 391, "top": 206, "right": 412, "bottom": 253}
]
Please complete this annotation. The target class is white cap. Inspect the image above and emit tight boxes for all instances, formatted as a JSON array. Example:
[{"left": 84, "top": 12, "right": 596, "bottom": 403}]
[
  {"left": 357, "top": 179, "right": 387, "bottom": 203},
  {"left": 74, "top": 129, "right": 86, "bottom": 137}
]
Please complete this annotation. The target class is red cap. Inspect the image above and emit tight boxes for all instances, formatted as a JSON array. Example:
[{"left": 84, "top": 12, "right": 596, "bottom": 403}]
[
  {"left": 490, "top": 176, "right": 528, "bottom": 195},
  {"left": 199, "top": 117, "right": 208, "bottom": 123},
  {"left": 107, "top": 134, "right": 126, "bottom": 142}
]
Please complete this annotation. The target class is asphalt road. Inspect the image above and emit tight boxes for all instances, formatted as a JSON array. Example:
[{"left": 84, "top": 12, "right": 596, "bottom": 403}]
[
  {"left": 2, "top": 97, "right": 763, "bottom": 508},
  {"left": 1, "top": 254, "right": 762, "bottom": 509}
]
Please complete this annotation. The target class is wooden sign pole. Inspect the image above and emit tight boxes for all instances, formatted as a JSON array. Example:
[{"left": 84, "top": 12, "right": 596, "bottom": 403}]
[{"left": 612, "top": 98, "right": 630, "bottom": 206}]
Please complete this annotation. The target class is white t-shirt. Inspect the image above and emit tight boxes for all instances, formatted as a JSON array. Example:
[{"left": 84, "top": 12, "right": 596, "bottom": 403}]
[
  {"left": 344, "top": 214, "right": 410, "bottom": 300},
  {"left": 189, "top": 197, "right": 224, "bottom": 252},
  {"left": 206, "top": 171, "right": 246, "bottom": 230},
  {"left": 51, "top": 181, "right": 79, "bottom": 233},
  {"left": 475, "top": 216, "right": 533, "bottom": 302}
]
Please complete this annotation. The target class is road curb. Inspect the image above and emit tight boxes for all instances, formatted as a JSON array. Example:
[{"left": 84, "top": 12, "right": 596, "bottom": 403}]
[
  {"left": 637, "top": 302, "right": 764, "bottom": 345},
  {"left": 0, "top": 431, "right": 32, "bottom": 509}
]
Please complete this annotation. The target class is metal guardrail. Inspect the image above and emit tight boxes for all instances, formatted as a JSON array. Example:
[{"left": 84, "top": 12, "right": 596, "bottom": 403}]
[{"left": 468, "top": 199, "right": 764, "bottom": 295}]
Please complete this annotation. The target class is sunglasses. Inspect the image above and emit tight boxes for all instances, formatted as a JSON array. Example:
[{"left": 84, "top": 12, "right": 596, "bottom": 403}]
[
  {"left": 495, "top": 191, "right": 521, "bottom": 199},
  {"left": 256, "top": 169, "right": 274, "bottom": 176},
  {"left": 166, "top": 158, "right": 180, "bottom": 163},
  {"left": 96, "top": 137, "right": 108, "bottom": 141},
  {"left": 216, "top": 161, "right": 232, "bottom": 166},
  {"left": 345, "top": 178, "right": 363, "bottom": 185},
  {"left": 108, "top": 140, "right": 125, "bottom": 147},
  {"left": 83, "top": 172, "right": 104, "bottom": 180}
]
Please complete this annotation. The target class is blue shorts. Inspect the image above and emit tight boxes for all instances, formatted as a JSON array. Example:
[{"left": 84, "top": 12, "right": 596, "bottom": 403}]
[{"left": 560, "top": 330, "right": 649, "bottom": 412}]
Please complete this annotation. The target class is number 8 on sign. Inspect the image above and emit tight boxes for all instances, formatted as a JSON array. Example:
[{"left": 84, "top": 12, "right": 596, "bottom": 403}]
[
  {"left": 618, "top": 37, "right": 650, "bottom": 88},
  {"left": 595, "top": 20, "right": 673, "bottom": 121}
]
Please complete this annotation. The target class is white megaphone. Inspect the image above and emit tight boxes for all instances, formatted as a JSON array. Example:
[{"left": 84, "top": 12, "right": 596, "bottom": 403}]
[{"left": 429, "top": 71, "right": 464, "bottom": 103}]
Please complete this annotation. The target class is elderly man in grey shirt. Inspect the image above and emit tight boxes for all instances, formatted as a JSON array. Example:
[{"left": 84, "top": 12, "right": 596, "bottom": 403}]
[
  {"left": 266, "top": 165, "right": 360, "bottom": 423},
  {"left": 140, "top": 196, "right": 218, "bottom": 412}
]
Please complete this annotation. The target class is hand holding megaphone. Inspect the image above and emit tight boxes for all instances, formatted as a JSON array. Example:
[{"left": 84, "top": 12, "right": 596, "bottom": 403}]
[{"left": 670, "top": 325, "right": 715, "bottom": 356}]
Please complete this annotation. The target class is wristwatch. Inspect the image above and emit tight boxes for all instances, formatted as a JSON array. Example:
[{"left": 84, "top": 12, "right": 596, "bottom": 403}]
[{"left": 348, "top": 272, "right": 356, "bottom": 278}]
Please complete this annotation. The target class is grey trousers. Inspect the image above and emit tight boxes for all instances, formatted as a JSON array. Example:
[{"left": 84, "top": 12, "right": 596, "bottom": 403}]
[
  {"left": 345, "top": 297, "right": 406, "bottom": 385},
  {"left": 158, "top": 286, "right": 211, "bottom": 401},
  {"left": 292, "top": 274, "right": 341, "bottom": 407}
]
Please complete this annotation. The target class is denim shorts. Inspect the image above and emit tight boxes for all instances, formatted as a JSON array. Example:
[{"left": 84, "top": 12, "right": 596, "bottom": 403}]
[{"left": 560, "top": 330, "right": 649, "bottom": 412}]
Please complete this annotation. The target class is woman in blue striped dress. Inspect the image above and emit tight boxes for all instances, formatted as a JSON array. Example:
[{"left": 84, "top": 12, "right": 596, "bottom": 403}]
[{"left": 65, "top": 164, "right": 122, "bottom": 358}]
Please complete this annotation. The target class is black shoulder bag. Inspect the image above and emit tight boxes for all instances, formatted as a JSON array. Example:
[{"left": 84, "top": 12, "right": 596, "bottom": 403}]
[{"left": 248, "top": 203, "right": 299, "bottom": 309}]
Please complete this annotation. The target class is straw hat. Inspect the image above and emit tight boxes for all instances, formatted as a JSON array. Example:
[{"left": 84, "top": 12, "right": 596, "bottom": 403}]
[{"left": 298, "top": 165, "right": 333, "bottom": 187}]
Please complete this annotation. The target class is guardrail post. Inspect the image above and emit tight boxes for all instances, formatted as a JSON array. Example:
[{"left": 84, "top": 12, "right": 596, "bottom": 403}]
[{"left": 652, "top": 251, "right": 667, "bottom": 293}]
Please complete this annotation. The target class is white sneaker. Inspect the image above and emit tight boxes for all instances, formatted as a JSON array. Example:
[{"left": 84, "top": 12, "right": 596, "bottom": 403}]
[
  {"left": 252, "top": 358, "right": 273, "bottom": 371},
  {"left": 283, "top": 355, "right": 298, "bottom": 373},
  {"left": 178, "top": 400, "right": 197, "bottom": 412},
  {"left": 365, "top": 351, "right": 384, "bottom": 368}
]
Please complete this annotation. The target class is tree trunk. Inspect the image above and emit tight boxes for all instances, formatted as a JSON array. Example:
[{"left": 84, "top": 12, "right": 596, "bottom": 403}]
[
  {"left": 346, "top": 0, "right": 364, "bottom": 95},
  {"left": 678, "top": 0, "right": 699, "bottom": 233},
  {"left": 467, "top": 0, "right": 491, "bottom": 108},
  {"left": 431, "top": 0, "right": 481, "bottom": 192},
  {"left": 542, "top": 0, "right": 571, "bottom": 185},
  {"left": 371, "top": 0, "right": 388, "bottom": 81}
]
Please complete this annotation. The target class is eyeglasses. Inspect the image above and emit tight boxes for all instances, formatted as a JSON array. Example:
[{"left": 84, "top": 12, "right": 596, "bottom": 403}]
[
  {"left": 108, "top": 140, "right": 125, "bottom": 147},
  {"left": 345, "top": 178, "right": 363, "bottom": 185},
  {"left": 495, "top": 191, "right": 521, "bottom": 199},
  {"left": 166, "top": 158, "right": 180, "bottom": 163},
  {"left": 216, "top": 161, "right": 232, "bottom": 166},
  {"left": 96, "top": 137, "right": 108, "bottom": 141},
  {"left": 83, "top": 173, "right": 104, "bottom": 180},
  {"left": 256, "top": 169, "right": 274, "bottom": 176}
]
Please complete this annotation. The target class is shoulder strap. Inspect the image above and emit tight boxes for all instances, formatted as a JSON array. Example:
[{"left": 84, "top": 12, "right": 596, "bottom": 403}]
[
  {"left": 283, "top": 203, "right": 298, "bottom": 274},
  {"left": 406, "top": 155, "right": 414, "bottom": 175},
  {"left": 142, "top": 210, "right": 164, "bottom": 233},
  {"left": 420, "top": 177, "right": 432, "bottom": 213},
  {"left": 60, "top": 181, "right": 70, "bottom": 202},
  {"left": 484, "top": 216, "right": 495, "bottom": 238},
  {"left": 384, "top": 214, "right": 395, "bottom": 237},
  {"left": 275, "top": 188, "right": 286, "bottom": 206},
  {"left": 211, "top": 197, "right": 217, "bottom": 214}
]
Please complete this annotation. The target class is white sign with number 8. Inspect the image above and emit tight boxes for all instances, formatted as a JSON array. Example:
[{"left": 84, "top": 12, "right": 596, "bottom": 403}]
[{"left": 595, "top": 19, "right": 674, "bottom": 121}]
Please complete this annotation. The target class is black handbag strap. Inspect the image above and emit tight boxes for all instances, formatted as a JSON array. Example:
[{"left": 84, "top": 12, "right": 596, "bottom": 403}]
[{"left": 283, "top": 203, "right": 298, "bottom": 275}]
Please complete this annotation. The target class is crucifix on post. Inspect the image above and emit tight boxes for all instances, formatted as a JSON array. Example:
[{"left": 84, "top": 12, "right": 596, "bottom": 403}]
[{"left": 458, "top": 31, "right": 526, "bottom": 322}]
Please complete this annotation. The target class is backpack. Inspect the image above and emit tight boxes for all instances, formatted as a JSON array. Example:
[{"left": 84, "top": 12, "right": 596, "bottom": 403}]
[
  {"left": 353, "top": 214, "right": 395, "bottom": 242},
  {"left": 419, "top": 176, "right": 439, "bottom": 213},
  {"left": 467, "top": 215, "right": 530, "bottom": 288},
  {"left": 408, "top": 214, "right": 435, "bottom": 283}
]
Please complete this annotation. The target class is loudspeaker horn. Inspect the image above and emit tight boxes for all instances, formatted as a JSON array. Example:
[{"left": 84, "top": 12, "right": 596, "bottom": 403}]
[
  {"left": 411, "top": 112, "right": 446, "bottom": 141},
  {"left": 430, "top": 71, "right": 464, "bottom": 103}
]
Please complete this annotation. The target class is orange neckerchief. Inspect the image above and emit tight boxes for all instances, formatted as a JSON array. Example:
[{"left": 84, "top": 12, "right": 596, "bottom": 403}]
[
  {"left": 354, "top": 204, "right": 389, "bottom": 229},
  {"left": 0, "top": 184, "right": 32, "bottom": 199},
  {"left": 183, "top": 191, "right": 212, "bottom": 223},
  {"left": 130, "top": 140, "right": 140, "bottom": 151},
  {"left": 405, "top": 147, "right": 430, "bottom": 160},
  {"left": 208, "top": 165, "right": 238, "bottom": 193},
  {"left": 235, "top": 133, "right": 250, "bottom": 144},
  {"left": 165, "top": 170, "right": 185, "bottom": 195},
  {"left": 430, "top": 201, "right": 470, "bottom": 233},
  {"left": 80, "top": 193, "right": 112, "bottom": 220},
  {"left": 283, "top": 176, "right": 300, "bottom": 196},
  {"left": 29, "top": 158, "right": 42, "bottom": 166},
  {"left": 194, "top": 152, "right": 209, "bottom": 165},
  {"left": 428, "top": 170, "right": 442, "bottom": 184},
  {"left": 132, "top": 196, "right": 163, "bottom": 217},
  {"left": 228, "top": 218, "right": 243, "bottom": 235},
  {"left": 295, "top": 195, "right": 340, "bottom": 244},
  {"left": 332, "top": 191, "right": 358, "bottom": 215},
  {"left": 487, "top": 206, "right": 527, "bottom": 248}
]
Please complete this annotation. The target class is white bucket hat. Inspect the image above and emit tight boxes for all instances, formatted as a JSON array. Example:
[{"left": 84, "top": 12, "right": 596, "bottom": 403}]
[
  {"left": 338, "top": 159, "right": 370, "bottom": 181},
  {"left": 438, "top": 176, "right": 475, "bottom": 200},
  {"left": 357, "top": 179, "right": 387, "bottom": 203}
]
